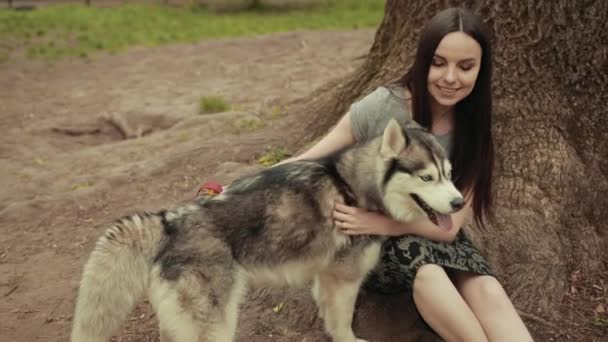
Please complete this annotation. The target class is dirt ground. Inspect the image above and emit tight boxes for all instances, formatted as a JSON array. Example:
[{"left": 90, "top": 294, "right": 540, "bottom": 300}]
[{"left": 0, "top": 29, "right": 400, "bottom": 342}]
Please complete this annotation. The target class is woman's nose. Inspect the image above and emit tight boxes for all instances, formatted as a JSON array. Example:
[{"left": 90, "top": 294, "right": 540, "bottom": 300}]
[{"left": 443, "top": 65, "right": 456, "bottom": 83}]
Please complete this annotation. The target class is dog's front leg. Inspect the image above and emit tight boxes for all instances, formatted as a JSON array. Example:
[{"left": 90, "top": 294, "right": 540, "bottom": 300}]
[
  {"left": 315, "top": 271, "right": 367, "bottom": 342},
  {"left": 319, "top": 242, "right": 382, "bottom": 342},
  {"left": 311, "top": 275, "right": 326, "bottom": 319}
]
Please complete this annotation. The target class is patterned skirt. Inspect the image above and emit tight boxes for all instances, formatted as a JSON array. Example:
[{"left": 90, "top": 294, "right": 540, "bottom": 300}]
[
  {"left": 365, "top": 231, "right": 493, "bottom": 294},
  {"left": 358, "top": 232, "right": 494, "bottom": 335}
]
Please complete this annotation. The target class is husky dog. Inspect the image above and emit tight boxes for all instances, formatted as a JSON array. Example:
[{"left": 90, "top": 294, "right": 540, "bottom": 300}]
[{"left": 71, "top": 119, "right": 464, "bottom": 342}]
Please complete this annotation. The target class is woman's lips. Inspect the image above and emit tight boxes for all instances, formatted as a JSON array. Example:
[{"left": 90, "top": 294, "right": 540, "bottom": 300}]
[{"left": 437, "top": 85, "right": 459, "bottom": 96}]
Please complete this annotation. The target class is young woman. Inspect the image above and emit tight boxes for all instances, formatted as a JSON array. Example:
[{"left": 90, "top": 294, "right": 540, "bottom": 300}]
[{"left": 278, "top": 7, "right": 534, "bottom": 342}]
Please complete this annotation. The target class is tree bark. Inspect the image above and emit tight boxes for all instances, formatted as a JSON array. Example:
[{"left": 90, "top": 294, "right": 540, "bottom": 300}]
[{"left": 285, "top": 0, "right": 608, "bottom": 337}]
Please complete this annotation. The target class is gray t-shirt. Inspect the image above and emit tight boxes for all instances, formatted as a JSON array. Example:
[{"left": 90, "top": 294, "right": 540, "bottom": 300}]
[{"left": 349, "top": 86, "right": 452, "bottom": 155}]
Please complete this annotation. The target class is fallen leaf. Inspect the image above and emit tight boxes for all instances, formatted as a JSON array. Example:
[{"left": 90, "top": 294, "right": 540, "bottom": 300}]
[
  {"left": 594, "top": 304, "right": 606, "bottom": 315},
  {"left": 272, "top": 302, "right": 284, "bottom": 313}
]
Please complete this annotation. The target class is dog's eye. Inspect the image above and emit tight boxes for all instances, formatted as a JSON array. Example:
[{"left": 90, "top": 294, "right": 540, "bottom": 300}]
[{"left": 420, "top": 175, "right": 433, "bottom": 182}]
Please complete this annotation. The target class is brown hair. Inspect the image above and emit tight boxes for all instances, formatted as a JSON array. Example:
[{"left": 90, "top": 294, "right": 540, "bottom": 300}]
[{"left": 397, "top": 7, "right": 494, "bottom": 227}]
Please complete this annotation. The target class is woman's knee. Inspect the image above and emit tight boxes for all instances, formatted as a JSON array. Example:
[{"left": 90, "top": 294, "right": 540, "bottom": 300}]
[
  {"left": 412, "top": 264, "right": 447, "bottom": 295},
  {"left": 461, "top": 275, "right": 510, "bottom": 308}
]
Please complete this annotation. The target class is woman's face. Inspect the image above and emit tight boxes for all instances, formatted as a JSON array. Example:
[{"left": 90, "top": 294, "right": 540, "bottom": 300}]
[{"left": 427, "top": 31, "right": 482, "bottom": 109}]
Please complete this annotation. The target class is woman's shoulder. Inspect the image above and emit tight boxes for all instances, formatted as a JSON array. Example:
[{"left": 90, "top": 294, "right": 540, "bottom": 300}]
[
  {"left": 350, "top": 85, "right": 412, "bottom": 142},
  {"left": 352, "top": 85, "right": 409, "bottom": 112},
  {"left": 384, "top": 84, "right": 408, "bottom": 99},
  {"left": 386, "top": 84, "right": 413, "bottom": 113},
  {"left": 358, "top": 85, "right": 394, "bottom": 104}
]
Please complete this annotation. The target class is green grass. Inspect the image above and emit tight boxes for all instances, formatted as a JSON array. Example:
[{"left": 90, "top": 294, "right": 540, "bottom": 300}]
[
  {"left": 199, "top": 96, "right": 230, "bottom": 114},
  {"left": 0, "top": 0, "right": 384, "bottom": 61},
  {"left": 228, "top": 116, "right": 266, "bottom": 134},
  {"left": 258, "top": 146, "right": 291, "bottom": 166},
  {"left": 592, "top": 317, "right": 608, "bottom": 327}
]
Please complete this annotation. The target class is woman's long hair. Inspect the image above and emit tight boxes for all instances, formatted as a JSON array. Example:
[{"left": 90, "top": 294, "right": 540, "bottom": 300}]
[{"left": 397, "top": 7, "right": 494, "bottom": 227}]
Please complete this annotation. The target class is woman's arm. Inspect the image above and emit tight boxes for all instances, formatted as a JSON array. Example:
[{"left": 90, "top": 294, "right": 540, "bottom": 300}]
[{"left": 276, "top": 111, "right": 356, "bottom": 165}]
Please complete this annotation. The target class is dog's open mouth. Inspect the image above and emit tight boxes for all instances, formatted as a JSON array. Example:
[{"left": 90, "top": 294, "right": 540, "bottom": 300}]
[{"left": 410, "top": 194, "right": 453, "bottom": 230}]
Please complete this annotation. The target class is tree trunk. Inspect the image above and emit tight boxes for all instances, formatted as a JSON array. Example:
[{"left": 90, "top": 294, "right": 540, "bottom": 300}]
[{"left": 285, "top": 0, "right": 608, "bottom": 338}]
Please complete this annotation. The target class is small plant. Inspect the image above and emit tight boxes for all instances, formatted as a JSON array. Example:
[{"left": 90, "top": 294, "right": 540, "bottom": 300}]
[
  {"left": 268, "top": 105, "right": 285, "bottom": 119},
  {"left": 228, "top": 116, "right": 266, "bottom": 134},
  {"left": 199, "top": 96, "right": 229, "bottom": 114},
  {"left": 18, "top": 172, "right": 32, "bottom": 181},
  {"left": 0, "top": 51, "right": 8, "bottom": 64},
  {"left": 176, "top": 132, "right": 191, "bottom": 142},
  {"left": 33, "top": 157, "right": 48, "bottom": 166},
  {"left": 258, "top": 146, "right": 291, "bottom": 166},
  {"left": 71, "top": 180, "right": 95, "bottom": 191},
  {"left": 592, "top": 317, "right": 608, "bottom": 327}
]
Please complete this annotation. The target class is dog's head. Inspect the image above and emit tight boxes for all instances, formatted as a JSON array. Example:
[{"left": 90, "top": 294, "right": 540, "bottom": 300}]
[{"left": 378, "top": 119, "right": 464, "bottom": 230}]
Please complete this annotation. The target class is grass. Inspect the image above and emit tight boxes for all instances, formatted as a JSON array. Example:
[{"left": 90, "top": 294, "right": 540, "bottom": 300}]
[
  {"left": 592, "top": 317, "right": 608, "bottom": 328},
  {"left": 0, "top": 0, "right": 384, "bottom": 62},
  {"left": 71, "top": 180, "right": 95, "bottom": 190},
  {"left": 257, "top": 146, "right": 291, "bottom": 166},
  {"left": 199, "top": 96, "right": 230, "bottom": 114},
  {"left": 228, "top": 116, "right": 266, "bottom": 134}
]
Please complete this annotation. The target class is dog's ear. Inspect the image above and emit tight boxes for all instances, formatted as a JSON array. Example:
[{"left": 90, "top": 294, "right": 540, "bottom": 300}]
[{"left": 380, "top": 118, "right": 407, "bottom": 158}]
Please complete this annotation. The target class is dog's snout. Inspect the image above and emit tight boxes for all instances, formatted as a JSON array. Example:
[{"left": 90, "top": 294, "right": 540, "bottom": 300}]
[{"left": 451, "top": 198, "right": 465, "bottom": 211}]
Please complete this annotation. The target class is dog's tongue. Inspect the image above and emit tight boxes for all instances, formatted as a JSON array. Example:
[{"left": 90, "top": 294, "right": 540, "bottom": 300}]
[{"left": 436, "top": 213, "right": 453, "bottom": 231}]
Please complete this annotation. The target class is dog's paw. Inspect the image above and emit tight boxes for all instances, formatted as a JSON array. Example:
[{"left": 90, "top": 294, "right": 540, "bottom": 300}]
[{"left": 355, "top": 339, "right": 368, "bottom": 342}]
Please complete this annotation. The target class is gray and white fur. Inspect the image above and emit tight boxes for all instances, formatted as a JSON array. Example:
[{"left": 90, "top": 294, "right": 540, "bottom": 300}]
[{"left": 71, "top": 119, "right": 463, "bottom": 342}]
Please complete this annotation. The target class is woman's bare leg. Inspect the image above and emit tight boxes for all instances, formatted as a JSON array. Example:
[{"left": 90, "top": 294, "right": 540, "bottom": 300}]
[
  {"left": 412, "top": 264, "right": 488, "bottom": 342},
  {"left": 454, "top": 271, "right": 534, "bottom": 342}
]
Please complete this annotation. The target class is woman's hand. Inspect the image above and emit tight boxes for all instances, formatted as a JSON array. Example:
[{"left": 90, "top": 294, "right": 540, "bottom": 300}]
[{"left": 333, "top": 202, "right": 394, "bottom": 236}]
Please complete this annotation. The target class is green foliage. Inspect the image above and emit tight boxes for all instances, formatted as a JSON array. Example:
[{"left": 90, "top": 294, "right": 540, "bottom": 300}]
[
  {"left": 0, "top": 50, "right": 8, "bottom": 64},
  {"left": 32, "top": 157, "right": 48, "bottom": 166},
  {"left": 228, "top": 116, "right": 266, "bottom": 134},
  {"left": 199, "top": 96, "right": 230, "bottom": 114},
  {"left": 0, "top": 0, "right": 384, "bottom": 62},
  {"left": 258, "top": 146, "right": 291, "bottom": 166},
  {"left": 71, "top": 180, "right": 95, "bottom": 191},
  {"left": 268, "top": 105, "right": 285, "bottom": 119},
  {"left": 592, "top": 318, "right": 608, "bottom": 327}
]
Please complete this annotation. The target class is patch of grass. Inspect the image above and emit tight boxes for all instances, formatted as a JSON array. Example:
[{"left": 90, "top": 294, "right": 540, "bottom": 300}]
[
  {"left": 0, "top": 50, "right": 8, "bottom": 63},
  {"left": 228, "top": 116, "right": 266, "bottom": 134},
  {"left": 32, "top": 157, "right": 48, "bottom": 166},
  {"left": 258, "top": 146, "right": 291, "bottom": 166},
  {"left": 71, "top": 180, "right": 95, "bottom": 191},
  {"left": 267, "top": 105, "right": 285, "bottom": 119},
  {"left": 17, "top": 172, "right": 32, "bottom": 181},
  {"left": 199, "top": 96, "right": 230, "bottom": 114},
  {"left": 592, "top": 317, "right": 608, "bottom": 327},
  {"left": 176, "top": 131, "right": 191, "bottom": 142},
  {"left": 0, "top": 0, "right": 384, "bottom": 62}
]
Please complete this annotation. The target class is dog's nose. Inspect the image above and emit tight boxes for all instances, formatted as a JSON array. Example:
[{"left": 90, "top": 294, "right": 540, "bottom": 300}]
[{"left": 451, "top": 198, "right": 465, "bottom": 211}]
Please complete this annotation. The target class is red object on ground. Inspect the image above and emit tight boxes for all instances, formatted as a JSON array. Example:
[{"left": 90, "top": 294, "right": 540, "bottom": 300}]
[{"left": 196, "top": 181, "right": 224, "bottom": 198}]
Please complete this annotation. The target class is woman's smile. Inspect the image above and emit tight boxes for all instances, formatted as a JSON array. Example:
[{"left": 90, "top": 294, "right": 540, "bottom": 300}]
[{"left": 436, "top": 85, "right": 460, "bottom": 96}]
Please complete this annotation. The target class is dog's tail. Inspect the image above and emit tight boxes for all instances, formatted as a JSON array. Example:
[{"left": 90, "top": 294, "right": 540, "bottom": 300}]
[{"left": 71, "top": 211, "right": 166, "bottom": 342}]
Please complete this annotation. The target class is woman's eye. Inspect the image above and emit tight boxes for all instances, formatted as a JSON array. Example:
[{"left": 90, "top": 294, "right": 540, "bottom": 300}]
[
  {"left": 460, "top": 64, "right": 474, "bottom": 71},
  {"left": 432, "top": 59, "right": 444, "bottom": 67},
  {"left": 420, "top": 175, "right": 433, "bottom": 182}
]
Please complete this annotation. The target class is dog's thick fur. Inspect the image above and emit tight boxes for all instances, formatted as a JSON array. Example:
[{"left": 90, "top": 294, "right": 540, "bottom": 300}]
[{"left": 71, "top": 119, "right": 463, "bottom": 342}]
